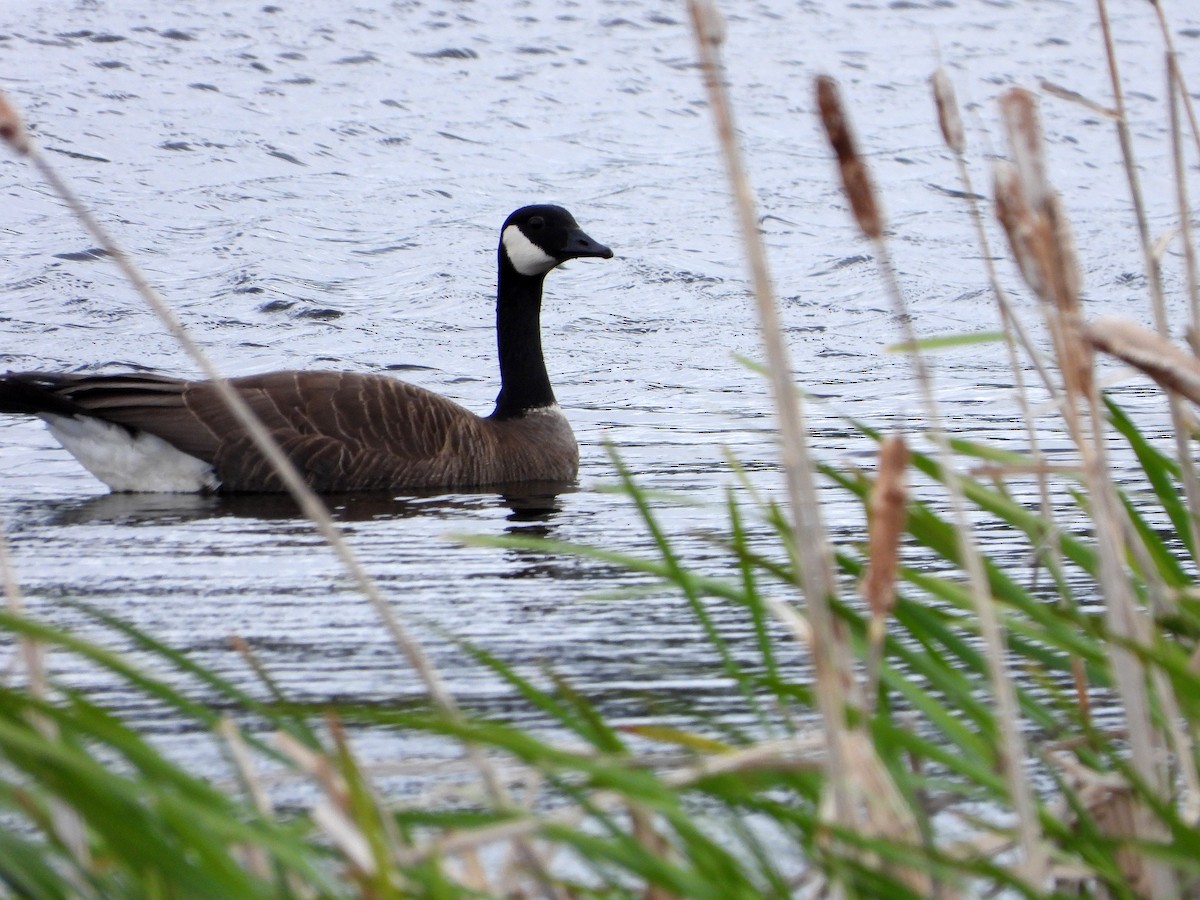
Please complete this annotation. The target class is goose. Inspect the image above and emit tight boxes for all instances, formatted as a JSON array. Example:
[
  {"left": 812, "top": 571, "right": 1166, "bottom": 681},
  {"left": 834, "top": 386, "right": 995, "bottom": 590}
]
[{"left": 0, "top": 204, "right": 613, "bottom": 493}]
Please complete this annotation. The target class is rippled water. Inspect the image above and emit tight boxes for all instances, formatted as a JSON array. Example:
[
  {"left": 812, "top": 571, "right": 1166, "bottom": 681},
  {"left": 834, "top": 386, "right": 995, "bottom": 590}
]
[{"left": 1, "top": 0, "right": 1198, "bottom": 775}]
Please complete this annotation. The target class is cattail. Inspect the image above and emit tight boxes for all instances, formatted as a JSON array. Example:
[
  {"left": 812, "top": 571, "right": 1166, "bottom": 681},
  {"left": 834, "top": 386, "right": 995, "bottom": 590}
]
[
  {"left": 862, "top": 434, "right": 908, "bottom": 631},
  {"left": 930, "top": 68, "right": 965, "bottom": 154},
  {"left": 999, "top": 88, "right": 1051, "bottom": 210},
  {"left": 993, "top": 160, "right": 1050, "bottom": 302},
  {"left": 862, "top": 435, "right": 908, "bottom": 713},
  {"left": 816, "top": 75, "right": 883, "bottom": 240},
  {"left": 994, "top": 89, "right": 1082, "bottom": 314},
  {"left": 1085, "top": 316, "right": 1200, "bottom": 405},
  {"left": 0, "top": 89, "right": 30, "bottom": 156}
]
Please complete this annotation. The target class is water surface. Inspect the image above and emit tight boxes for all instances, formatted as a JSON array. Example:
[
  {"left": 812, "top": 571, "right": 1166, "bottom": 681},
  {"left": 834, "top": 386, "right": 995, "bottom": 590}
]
[{"left": 0, "top": 0, "right": 1197, "bottom": 778}]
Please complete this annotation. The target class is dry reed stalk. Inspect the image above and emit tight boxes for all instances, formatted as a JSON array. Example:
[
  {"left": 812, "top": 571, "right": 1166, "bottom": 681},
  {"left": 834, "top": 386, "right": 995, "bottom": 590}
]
[
  {"left": 1038, "top": 81, "right": 1119, "bottom": 120},
  {"left": 836, "top": 731, "right": 934, "bottom": 898},
  {"left": 0, "top": 88, "right": 561, "bottom": 898},
  {"left": 995, "top": 85, "right": 1178, "bottom": 894},
  {"left": 932, "top": 69, "right": 1090, "bottom": 724},
  {"left": 1165, "top": 51, "right": 1200, "bottom": 540},
  {"left": 0, "top": 93, "right": 70, "bottom": 844},
  {"left": 629, "top": 804, "right": 678, "bottom": 900},
  {"left": 1096, "top": 0, "right": 1169, "bottom": 318},
  {"left": 1127, "top": 21, "right": 1200, "bottom": 827},
  {"left": 860, "top": 434, "right": 907, "bottom": 709},
  {"left": 227, "top": 634, "right": 285, "bottom": 701},
  {"left": 1150, "top": 1, "right": 1200, "bottom": 164},
  {"left": 1046, "top": 751, "right": 1155, "bottom": 897},
  {"left": 276, "top": 730, "right": 385, "bottom": 881},
  {"left": 0, "top": 535, "right": 43, "bottom": 703},
  {"left": 217, "top": 718, "right": 274, "bottom": 881},
  {"left": 818, "top": 73, "right": 1046, "bottom": 888},
  {"left": 1085, "top": 316, "right": 1200, "bottom": 820},
  {"left": 326, "top": 714, "right": 405, "bottom": 849},
  {"left": 1091, "top": 5, "right": 1200, "bottom": 606},
  {"left": 312, "top": 801, "right": 377, "bottom": 877},
  {"left": 1096, "top": 18, "right": 1200, "bottom": 831},
  {"left": 685, "top": 0, "right": 858, "bottom": 831}
]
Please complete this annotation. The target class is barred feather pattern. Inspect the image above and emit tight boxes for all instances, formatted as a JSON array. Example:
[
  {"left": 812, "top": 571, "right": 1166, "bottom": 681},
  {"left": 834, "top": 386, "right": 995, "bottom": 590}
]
[{"left": 0, "top": 371, "right": 579, "bottom": 493}]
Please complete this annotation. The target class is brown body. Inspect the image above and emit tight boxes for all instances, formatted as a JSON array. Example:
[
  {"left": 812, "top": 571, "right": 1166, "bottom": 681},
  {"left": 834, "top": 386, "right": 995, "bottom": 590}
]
[{"left": 13, "top": 371, "right": 579, "bottom": 492}]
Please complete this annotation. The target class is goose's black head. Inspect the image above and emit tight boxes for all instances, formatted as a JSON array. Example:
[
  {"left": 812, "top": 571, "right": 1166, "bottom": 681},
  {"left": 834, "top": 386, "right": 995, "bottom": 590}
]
[{"left": 499, "top": 205, "right": 613, "bottom": 278}]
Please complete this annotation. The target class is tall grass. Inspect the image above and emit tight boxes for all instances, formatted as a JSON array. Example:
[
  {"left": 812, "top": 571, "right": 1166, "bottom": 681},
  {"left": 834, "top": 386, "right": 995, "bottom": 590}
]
[{"left": 2, "top": 0, "right": 1200, "bottom": 896}]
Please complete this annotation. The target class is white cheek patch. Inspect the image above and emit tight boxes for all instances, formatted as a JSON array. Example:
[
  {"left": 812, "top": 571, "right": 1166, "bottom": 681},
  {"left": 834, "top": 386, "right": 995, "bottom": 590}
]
[
  {"left": 42, "top": 414, "right": 219, "bottom": 493},
  {"left": 502, "top": 224, "right": 557, "bottom": 276}
]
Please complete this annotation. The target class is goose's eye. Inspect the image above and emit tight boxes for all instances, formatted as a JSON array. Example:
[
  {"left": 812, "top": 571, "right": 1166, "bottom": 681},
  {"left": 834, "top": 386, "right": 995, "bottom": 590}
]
[{"left": 527, "top": 216, "right": 544, "bottom": 229}]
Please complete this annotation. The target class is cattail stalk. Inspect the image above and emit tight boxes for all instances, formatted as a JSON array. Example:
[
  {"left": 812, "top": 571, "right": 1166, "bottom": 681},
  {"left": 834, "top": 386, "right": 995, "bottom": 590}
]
[
  {"left": 1087, "top": 13, "right": 1200, "bottom": 586},
  {"left": 931, "top": 70, "right": 1090, "bottom": 724},
  {"left": 995, "top": 84, "right": 1176, "bottom": 896},
  {"left": 686, "top": 0, "right": 858, "bottom": 831},
  {"left": 818, "top": 74, "right": 1047, "bottom": 887},
  {"left": 1150, "top": 1, "right": 1200, "bottom": 164},
  {"left": 1098, "top": 1, "right": 1200, "bottom": 836},
  {"left": 1165, "top": 51, "right": 1200, "bottom": 554}
]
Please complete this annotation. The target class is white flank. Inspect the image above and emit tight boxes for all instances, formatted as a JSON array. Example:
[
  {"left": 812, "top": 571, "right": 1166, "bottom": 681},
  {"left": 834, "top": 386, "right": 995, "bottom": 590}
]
[
  {"left": 43, "top": 415, "right": 219, "bottom": 493},
  {"left": 501, "top": 224, "right": 557, "bottom": 276}
]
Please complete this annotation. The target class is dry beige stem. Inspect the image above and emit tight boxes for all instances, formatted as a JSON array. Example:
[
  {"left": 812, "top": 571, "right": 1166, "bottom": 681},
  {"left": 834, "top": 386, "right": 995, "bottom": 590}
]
[
  {"left": 1039, "top": 81, "right": 1120, "bottom": 120},
  {"left": 629, "top": 805, "right": 677, "bottom": 900},
  {"left": 312, "top": 801, "right": 376, "bottom": 876},
  {"left": 217, "top": 718, "right": 273, "bottom": 880},
  {"left": 816, "top": 75, "right": 883, "bottom": 240},
  {"left": 1047, "top": 752, "right": 1152, "bottom": 896},
  {"left": 831, "top": 731, "right": 934, "bottom": 896},
  {"left": 274, "top": 732, "right": 349, "bottom": 810},
  {"left": 1084, "top": 316, "right": 1200, "bottom": 405},
  {"left": 931, "top": 69, "right": 965, "bottom": 153}
]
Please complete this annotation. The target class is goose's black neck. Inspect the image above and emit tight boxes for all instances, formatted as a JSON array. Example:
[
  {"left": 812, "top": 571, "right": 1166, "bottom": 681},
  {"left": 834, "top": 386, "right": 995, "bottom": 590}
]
[{"left": 490, "top": 257, "right": 555, "bottom": 420}]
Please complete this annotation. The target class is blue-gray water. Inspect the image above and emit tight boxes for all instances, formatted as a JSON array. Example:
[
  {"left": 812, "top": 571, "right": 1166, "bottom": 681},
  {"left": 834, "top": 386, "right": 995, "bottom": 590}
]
[{"left": 0, "top": 0, "right": 1197, "bottom": 782}]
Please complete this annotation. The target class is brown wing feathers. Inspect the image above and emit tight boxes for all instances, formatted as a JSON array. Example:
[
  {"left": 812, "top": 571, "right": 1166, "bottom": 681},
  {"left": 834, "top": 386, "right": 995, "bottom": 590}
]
[{"left": 0, "top": 371, "right": 509, "bottom": 492}]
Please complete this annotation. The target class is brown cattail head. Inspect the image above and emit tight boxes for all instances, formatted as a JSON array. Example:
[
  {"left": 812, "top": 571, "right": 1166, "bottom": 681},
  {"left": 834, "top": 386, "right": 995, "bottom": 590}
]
[
  {"left": 994, "top": 89, "right": 1081, "bottom": 314},
  {"left": 930, "top": 68, "right": 965, "bottom": 154},
  {"left": 999, "top": 88, "right": 1051, "bottom": 210},
  {"left": 816, "top": 75, "right": 883, "bottom": 240},
  {"left": 993, "top": 161, "right": 1048, "bottom": 300},
  {"left": 0, "top": 90, "right": 30, "bottom": 156},
  {"left": 861, "top": 434, "right": 908, "bottom": 625}
]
